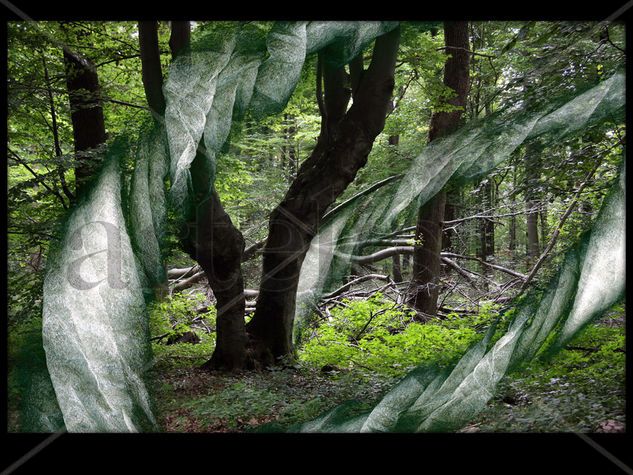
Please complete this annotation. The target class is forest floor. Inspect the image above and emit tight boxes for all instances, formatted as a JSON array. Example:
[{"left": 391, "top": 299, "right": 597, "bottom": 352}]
[
  {"left": 7, "top": 302, "right": 625, "bottom": 433},
  {"left": 148, "top": 307, "right": 625, "bottom": 433}
]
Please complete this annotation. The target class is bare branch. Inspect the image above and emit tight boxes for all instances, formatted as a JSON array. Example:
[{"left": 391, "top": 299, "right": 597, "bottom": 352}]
[
  {"left": 518, "top": 161, "right": 603, "bottom": 295},
  {"left": 323, "top": 274, "right": 390, "bottom": 299},
  {"left": 442, "top": 252, "right": 527, "bottom": 280}
]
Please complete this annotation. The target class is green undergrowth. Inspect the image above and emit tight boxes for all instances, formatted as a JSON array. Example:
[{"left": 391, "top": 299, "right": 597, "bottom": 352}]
[
  {"left": 8, "top": 290, "right": 624, "bottom": 433},
  {"left": 146, "top": 292, "right": 624, "bottom": 433},
  {"left": 148, "top": 292, "right": 217, "bottom": 369},
  {"left": 467, "top": 304, "right": 625, "bottom": 432},
  {"left": 297, "top": 294, "right": 509, "bottom": 378}
]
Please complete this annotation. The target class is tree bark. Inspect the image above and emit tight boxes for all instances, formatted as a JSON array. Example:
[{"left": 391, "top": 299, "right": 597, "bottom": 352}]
[
  {"left": 410, "top": 21, "right": 470, "bottom": 316},
  {"left": 169, "top": 21, "right": 190, "bottom": 59},
  {"left": 180, "top": 146, "right": 248, "bottom": 371},
  {"left": 540, "top": 202, "right": 548, "bottom": 253},
  {"left": 443, "top": 190, "right": 457, "bottom": 252},
  {"left": 509, "top": 166, "right": 517, "bottom": 251},
  {"left": 387, "top": 133, "right": 402, "bottom": 280},
  {"left": 138, "top": 20, "right": 249, "bottom": 370},
  {"left": 524, "top": 142, "right": 541, "bottom": 261},
  {"left": 478, "top": 180, "right": 495, "bottom": 254},
  {"left": 477, "top": 179, "right": 495, "bottom": 291},
  {"left": 138, "top": 21, "right": 166, "bottom": 116},
  {"left": 392, "top": 254, "right": 403, "bottom": 283},
  {"left": 246, "top": 27, "right": 401, "bottom": 365},
  {"left": 411, "top": 190, "right": 447, "bottom": 315},
  {"left": 282, "top": 113, "right": 298, "bottom": 183},
  {"left": 63, "top": 47, "right": 107, "bottom": 197}
]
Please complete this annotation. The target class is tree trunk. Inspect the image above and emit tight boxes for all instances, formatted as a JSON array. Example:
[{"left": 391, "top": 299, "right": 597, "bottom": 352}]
[
  {"left": 443, "top": 190, "right": 457, "bottom": 252},
  {"left": 138, "top": 21, "right": 166, "bottom": 116},
  {"left": 180, "top": 146, "right": 248, "bottom": 371},
  {"left": 282, "top": 113, "right": 298, "bottom": 184},
  {"left": 387, "top": 133, "right": 402, "bottom": 281},
  {"left": 410, "top": 21, "right": 470, "bottom": 316},
  {"left": 540, "top": 202, "right": 548, "bottom": 253},
  {"left": 525, "top": 200, "right": 539, "bottom": 259},
  {"left": 479, "top": 180, "right": 495, "bottom": 258},
  {"left": 169, "top": 21, "right": 190, "bottom": 59},
  {"left": 478, "top": 179, "right": 495, "bottom": 291},
  {"left": 246, "top": 27, "right": 401, "bottom": 365},
  {"left": 411, "top": 190, "right": 447, "bottom": 315},
  {"left": 392, "top": 254, "right": 403, "bottom": 283},
  {"left": 137, "top": 20, "right": 249, "bottom": 370},
  {"left": 63, "top": 47, "right": 106, "bottom": 197},
  {"left": 524, "top": 143, "right": 541, "bottom": 261},
  {"left": 509, "top": 167, "right": 517, "bottom": 252}
]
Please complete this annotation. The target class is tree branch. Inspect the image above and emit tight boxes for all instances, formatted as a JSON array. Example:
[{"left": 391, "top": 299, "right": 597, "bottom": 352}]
[
  {"left": 438, "top": 46, "right": 495, "bottom": 58},
  {"left": 41, "top": 53, "right": 75, "bottom": 204},
  {"left": 518, "top": 161, "right": 602, "bottom": 295},
  {"left": 323, "top": 274, "right": 390, "bottom": 299},
  {"left": 103, "top": 98, "right": 150, "bottom": 110},
  {"left": 95, "top": 53, "right": 151, "bottom": 68},
  {"left": 8, "top": 148, "right": 68, "bottom": 209},
  {"left": 442, "top": 252, "right": 527, "bottom": 280}
]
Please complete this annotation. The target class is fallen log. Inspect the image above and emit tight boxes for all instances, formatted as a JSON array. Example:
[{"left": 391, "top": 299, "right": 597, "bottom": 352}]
[
  {"left": 167, "top": 265, "right": 200, "bottom": 278},
  {"left": 172, "top": 270, "right": 206, "bottom": 291}
]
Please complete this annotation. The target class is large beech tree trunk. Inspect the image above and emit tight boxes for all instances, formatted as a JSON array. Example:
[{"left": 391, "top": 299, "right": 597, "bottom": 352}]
[
  {"left": 246, "top": 27, "right": 401, "bottom": 365},
  {"left": 137, "top": 20, "right": 249, "bottom": 370},
  {"left": 63, "top": 47, "right": 106, "bottom": 197},
  {"left": 180, "top": 147, "right": 248, "bottom": 371},
  {"left": 410, "top": 21, "right": 470, "bottom": 317},
  {"left": 411, "top": 190, "right": 448, "bottom": 315}
]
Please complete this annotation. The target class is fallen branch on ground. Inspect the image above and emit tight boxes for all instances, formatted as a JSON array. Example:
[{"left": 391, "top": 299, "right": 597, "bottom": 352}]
[{"left": 323, "top": 274, "right": 390, "bottom": 299}]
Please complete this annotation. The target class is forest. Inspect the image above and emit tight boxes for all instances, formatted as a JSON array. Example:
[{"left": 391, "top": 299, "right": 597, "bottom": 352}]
[{"left": 7, "top": 20, "right": 626, "bottom": 433}]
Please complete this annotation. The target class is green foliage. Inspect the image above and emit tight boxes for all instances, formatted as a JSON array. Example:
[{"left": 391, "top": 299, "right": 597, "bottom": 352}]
[
  {"left": 7, "top": 21, "right": 152, "bottom": 329},
  {"left": 148, "top": 292, "right": 210, "bottom": 336},
  {"left": 442, "top": 302, "right": 509, "bottom": 330},
  {"left": 150, "top": 363, "right": 388, "bottom": 432},
  {"left": 148, "top": 293, "right": 216, "bottom": 369},
  {"left": 151, "top": 334, "right": 215, "bottom": 370},
  {"left": 182, "top": 382, "right": 282, "bottom": 429},
  {"left": 299, "top": 294, "right": 489, "bottom": 377},
  {"left": 472, "top": 311, "right": 625, "bottom": 432}
]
